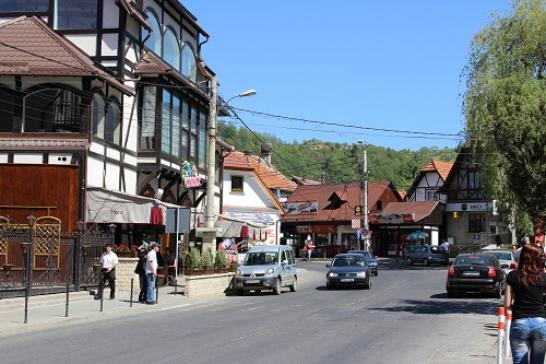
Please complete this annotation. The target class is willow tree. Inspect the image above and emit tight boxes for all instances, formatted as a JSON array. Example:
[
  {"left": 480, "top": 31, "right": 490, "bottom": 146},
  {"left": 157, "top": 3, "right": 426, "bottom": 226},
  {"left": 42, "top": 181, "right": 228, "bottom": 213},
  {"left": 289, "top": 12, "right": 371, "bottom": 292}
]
[{"left": 465, "top": 0, "right": 546, "bottom": 242}]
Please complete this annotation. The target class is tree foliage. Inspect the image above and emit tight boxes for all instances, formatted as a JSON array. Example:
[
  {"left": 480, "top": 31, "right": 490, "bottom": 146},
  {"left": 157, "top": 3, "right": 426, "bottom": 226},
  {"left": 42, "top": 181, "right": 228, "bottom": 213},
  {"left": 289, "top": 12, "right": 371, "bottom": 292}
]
[
  {"left": 218, "top": 121, "right": 457, "bottom": 190},
  {"left": 465, "top": 0, "right": 546, "bottom": 230}
]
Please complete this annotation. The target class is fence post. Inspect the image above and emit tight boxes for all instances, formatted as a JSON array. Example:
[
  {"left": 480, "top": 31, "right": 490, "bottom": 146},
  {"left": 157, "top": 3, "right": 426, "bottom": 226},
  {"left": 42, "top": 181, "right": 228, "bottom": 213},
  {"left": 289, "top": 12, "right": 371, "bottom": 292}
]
[
  {"left": 155, "top": 277, "right": 159, "bottom": 304},
  {"left": 23, "top": 215, "right": 36, "bottom": 324},
  {"left": 497, "top": 306, "right": 505, "bottom": 364},
  {"left": 73, "top": 233, "right": 82, "bottom": 291},
  {"left": 504, "top": 309, "right": 512, "bottom": 357},
  {"left": 65, "top": 280, "right": 70, "bottom": 318},
  {"left": 130, "top": 278, "right": 134, "bottom": 308}
]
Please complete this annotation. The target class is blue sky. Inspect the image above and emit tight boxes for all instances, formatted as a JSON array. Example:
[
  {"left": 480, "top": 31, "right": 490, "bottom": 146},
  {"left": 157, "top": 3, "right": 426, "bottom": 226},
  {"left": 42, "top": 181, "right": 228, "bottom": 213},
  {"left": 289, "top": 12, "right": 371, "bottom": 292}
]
[{"left": 184, "top": 1, "right": 512, "bottom": 150}]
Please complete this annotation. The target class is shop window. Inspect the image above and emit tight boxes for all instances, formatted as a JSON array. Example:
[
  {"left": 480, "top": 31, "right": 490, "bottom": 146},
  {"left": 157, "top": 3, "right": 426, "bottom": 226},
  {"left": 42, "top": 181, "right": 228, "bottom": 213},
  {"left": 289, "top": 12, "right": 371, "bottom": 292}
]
[
  {"left": 143, "top": 8, "right": 161, "bottom": 55},
  {"left": 55, "top": 0, "right": 97, "bottom": 30},
  {"left": 231, "top": 176, "right": 243, "bottom": 192},
  {"left": 92, "top": 93, "right": 105, "bottom": 139},
  {"left": 181, "top": 44, "right": 197, "bottom": 82},
  {"left": 163, "top": 28, "right": 180, "bottom": 71},
  {"left": 468, "top": 213, "right": 486, "bottom": 233},
  {"left": 0, "top": 0, "right": 48, "bottom": 12},
  {"left": 24, "top": 87, "right": 85, "bottom": 132},
  {"left": 140, "top": 86, "right": 156, "bottom": 150},
  {"left": 105, "top": 100, "right": 121, "bottom": 145}
]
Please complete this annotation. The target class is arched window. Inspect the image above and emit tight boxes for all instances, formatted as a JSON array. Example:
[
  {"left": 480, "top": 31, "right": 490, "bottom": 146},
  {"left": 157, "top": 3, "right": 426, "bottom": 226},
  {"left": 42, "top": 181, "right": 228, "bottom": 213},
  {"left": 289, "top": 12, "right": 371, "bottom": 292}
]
[
  {"left": 105, "top": 100, "right": 121, "bottom": 145},
  {"left": 181, "top": 44, "right": 197, "bottom": 82},
  {"left": 92, "top": 93, "right": 105, "bottom": 138},
  {"left": 143, "top": 8, "right": 161, "bottom": 55},
  {"left": 163, "top": 28, "right": 180, "bottom": 71},
  {"left": 23, "top": 87, "right": 84, "bottom": 132}
]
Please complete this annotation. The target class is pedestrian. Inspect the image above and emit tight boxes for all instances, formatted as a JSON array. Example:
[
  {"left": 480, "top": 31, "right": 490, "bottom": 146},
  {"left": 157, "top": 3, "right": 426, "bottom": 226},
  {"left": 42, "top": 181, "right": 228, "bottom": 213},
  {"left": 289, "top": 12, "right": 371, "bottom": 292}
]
[
  {"left": 504, "top": 244, "right": 546, "bottom": 364},
  {"left": 134, "top": 242, "right": 148, "bottom": 303},
  {"left": 305, "top": 237, "right": 314, "bottom": 261},
  {"left": 495, "top": 235, "right": 502, "bottom": 248},
  {"left": 440, "top": 239, "right": 449, "bottom": 254},
  {"left": 96, "top": 244, "right": 118, "bottom": 300},
  {"left": 515, "top": 236, "right": 530, "bottom": 264},
  {"left": 145, "top": 242, "right": 160, "bottom": 305}
]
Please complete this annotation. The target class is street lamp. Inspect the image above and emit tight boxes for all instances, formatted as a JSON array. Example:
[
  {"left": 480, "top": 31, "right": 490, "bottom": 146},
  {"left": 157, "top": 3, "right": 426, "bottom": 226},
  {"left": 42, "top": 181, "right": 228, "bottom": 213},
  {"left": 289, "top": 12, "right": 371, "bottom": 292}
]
[{"left": 225, "top": 89, "right": 257, "bottom": 106}]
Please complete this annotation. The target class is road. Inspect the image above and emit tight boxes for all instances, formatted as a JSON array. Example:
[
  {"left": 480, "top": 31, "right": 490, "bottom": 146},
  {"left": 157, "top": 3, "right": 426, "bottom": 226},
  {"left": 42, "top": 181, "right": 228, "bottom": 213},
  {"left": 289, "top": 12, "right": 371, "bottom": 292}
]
[{"left": 0, "top": 259, "right": 498, "bottom": 364}]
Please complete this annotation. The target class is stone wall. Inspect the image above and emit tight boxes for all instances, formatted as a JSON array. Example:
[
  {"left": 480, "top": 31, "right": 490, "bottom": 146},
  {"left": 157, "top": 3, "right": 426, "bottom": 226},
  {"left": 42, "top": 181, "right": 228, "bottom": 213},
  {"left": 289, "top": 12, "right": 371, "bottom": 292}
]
[
  {"left": 116, "top": 257, "right": 139, "bottom": 293},
  {"left": 185, "top": 273, "right": 235, "bottom": 298}
]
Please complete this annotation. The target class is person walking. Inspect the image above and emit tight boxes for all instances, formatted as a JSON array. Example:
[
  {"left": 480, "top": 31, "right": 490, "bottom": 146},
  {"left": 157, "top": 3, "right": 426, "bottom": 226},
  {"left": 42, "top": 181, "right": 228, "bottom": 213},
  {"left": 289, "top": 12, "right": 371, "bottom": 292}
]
[
  {"left": 504, "top": 244, "right": 546, "bottom": 364},
  {"left": 96, "top": 244, "right": 118, "bottom": 300},
  {"left": 305, "top": 238, "right": 314, "bottom": 261},
  {"left": 134, "top": 243, "right": 148, "bottom": 303},
  {"left": 145, "top": 242, "right": 160, "bottom": 305}
]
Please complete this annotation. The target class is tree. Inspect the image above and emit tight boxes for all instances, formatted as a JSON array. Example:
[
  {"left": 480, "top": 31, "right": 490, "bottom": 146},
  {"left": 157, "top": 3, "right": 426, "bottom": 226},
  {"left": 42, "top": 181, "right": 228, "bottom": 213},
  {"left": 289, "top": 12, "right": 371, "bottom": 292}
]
[{"left": 465, "top": 0, "right": 546, "bottom": 243}]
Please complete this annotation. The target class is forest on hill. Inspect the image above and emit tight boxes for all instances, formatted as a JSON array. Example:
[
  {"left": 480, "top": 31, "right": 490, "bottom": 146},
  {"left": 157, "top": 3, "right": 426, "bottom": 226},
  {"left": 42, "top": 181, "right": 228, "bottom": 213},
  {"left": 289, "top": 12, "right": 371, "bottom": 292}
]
[{"left": 217, "top": 121, "right": 458, "bottom": 190}]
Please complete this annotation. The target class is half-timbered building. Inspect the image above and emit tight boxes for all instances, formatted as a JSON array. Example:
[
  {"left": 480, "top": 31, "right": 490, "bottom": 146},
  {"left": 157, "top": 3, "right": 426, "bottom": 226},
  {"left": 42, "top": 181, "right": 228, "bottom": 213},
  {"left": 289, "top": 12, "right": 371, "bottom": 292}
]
[{"left": 405, "top": 160, "right": 453, "bottom": 203}]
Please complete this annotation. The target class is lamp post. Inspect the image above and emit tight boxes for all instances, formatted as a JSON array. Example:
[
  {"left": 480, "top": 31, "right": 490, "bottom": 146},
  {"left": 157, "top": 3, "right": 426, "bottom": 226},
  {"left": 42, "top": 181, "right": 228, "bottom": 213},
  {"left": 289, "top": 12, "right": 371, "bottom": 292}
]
[
  {"left": 204, "top": 79, "right": 256, "bottom": 252},
  {"left": 357, "top": 140, "right": 369, "bottom": 251}
]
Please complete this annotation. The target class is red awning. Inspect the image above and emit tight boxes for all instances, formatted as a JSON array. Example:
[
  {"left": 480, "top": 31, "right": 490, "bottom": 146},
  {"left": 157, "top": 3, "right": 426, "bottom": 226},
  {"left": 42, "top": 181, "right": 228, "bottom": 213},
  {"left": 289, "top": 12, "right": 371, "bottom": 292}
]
[{"left": 240, "top": 225, "right": 250, "bottom": 239}]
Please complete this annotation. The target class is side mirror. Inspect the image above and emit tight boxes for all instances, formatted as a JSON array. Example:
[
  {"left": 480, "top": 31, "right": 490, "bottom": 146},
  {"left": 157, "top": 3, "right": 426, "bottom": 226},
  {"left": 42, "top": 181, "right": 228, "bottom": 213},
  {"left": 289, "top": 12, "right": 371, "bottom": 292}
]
[{"left": 282, "top": 259, "right": 288, "bottom": 266}]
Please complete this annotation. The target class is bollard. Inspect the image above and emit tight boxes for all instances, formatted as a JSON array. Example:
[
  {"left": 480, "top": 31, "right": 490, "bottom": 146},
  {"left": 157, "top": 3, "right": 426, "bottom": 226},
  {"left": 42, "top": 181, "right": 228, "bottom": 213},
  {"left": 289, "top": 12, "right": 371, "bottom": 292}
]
[
  {"left": 130, "top": 278, "right": 134, "bottom": 308},
  {"left": 497, "top": 306, "right": 505, "bottom": 364},
  {"left": 504, "top": 309, "right": 512, "bottom": 357},
  {"left": 155, "top": 277, "right": 159, "bottom": 304},
  {"left": 65, "top": 281, "right": 70, "bottom": 318},
  {"left": 100, "top": 293, "right": 104, "bottom": 313}
]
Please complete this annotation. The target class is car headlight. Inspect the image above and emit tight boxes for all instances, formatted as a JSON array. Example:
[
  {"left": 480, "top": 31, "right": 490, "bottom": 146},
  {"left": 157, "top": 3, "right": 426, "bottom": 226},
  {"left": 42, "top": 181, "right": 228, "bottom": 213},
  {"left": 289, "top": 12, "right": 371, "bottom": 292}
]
[
  {"left": 356, "top": 272, "right": 366, "bottom": 278},
  {"left": 265, "top": 268, "right": 275, "bottom": 275},
  {"left": 328, "top": 272, "right": 338, "bottom": 277},
  {"left": 236, "top": 270, "right": 242, "bottom": 277}
]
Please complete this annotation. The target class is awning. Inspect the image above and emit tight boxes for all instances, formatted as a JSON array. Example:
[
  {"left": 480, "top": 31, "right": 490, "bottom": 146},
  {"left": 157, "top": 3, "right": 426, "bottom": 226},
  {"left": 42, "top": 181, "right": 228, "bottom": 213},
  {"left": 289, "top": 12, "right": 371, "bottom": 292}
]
[
  {"left": 215, "top": 215, "right": 268, "bottom": 239},
  {"left": 86, "top": 187, "right": 181, "bottom": 225}
]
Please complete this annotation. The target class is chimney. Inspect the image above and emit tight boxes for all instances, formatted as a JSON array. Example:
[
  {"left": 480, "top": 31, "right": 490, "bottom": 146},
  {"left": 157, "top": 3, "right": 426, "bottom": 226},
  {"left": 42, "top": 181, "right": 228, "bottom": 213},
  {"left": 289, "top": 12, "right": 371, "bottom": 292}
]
[{"left": 261, "top": 143, "right": 272, "bottom": 165}]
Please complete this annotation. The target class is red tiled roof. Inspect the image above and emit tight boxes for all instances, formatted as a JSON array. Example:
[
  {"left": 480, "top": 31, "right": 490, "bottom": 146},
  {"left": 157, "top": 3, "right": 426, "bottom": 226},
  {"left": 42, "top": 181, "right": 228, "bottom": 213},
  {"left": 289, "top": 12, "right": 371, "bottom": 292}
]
[
  {"left": 420, "top": 160, "right": 453, "bottom": 181},
  {"left": 282, "top": 181, "right": 394, "bottom": 222},
  {"left": 223, "top": 151, "right": 297, "bottom": 191},
  {"left": 380, "top": 201, "right": 440, "bottom": 222},
  {"left": 0, "top": 16, "right": 131, "bottom": 94}
]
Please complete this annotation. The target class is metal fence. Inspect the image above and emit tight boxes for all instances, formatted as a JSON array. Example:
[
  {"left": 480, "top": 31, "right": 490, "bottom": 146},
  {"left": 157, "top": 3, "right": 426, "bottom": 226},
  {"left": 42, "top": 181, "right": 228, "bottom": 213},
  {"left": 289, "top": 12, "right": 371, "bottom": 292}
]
[{"left": 0, "top": 217, "right": 113, "bottom": 298}]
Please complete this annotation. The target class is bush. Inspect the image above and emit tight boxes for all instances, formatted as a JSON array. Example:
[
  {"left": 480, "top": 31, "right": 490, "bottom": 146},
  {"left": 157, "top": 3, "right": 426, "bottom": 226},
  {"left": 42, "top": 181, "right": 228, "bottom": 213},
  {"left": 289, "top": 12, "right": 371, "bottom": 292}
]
[
  {"left": 186, "top": 248, "right": 202, "bottom": 270},
  {"left": 202, "top": 248, "right": 213, "bottom": 270},
  {"left": 215, "top": 250, "right": 228, "bottom": 268}
]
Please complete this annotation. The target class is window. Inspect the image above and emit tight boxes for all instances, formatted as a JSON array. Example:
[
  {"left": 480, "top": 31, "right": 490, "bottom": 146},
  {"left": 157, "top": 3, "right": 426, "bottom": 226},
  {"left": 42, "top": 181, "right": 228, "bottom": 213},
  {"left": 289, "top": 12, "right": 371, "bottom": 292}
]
[
  {"left": 92, "top": 93, "right": 105, "bottom": 138},
  {"left": 181, "top": 44, "right": 197, "bottom": 82},
  {"left": 144, "top": 8, "right": 161, "bottom": 55},
  {"left": 163, "top": 28, "right": 180, "bottom": 71},
  {"left": 171, "top": 95, "right": 180, "bottom": 157},
  {"left": 0, "top": 0, "right": 48, "bottom": 12},
  {"left": 468, "top": 213, "right": 486, "bottom": 233},
  {"left": 190, "top": 106, "right": 198, "bottom": 161},
  {"left": 55, "top": 0, "right": 97, "bottom": 29},
  {"left": 425, "top": 189, "right": 439, "bottom": 201},
  {"left": 468, "top": 170, "right": 481, "bottom": 189},
  {"left": 161, "top": 89, "right": 171, "bottom": 154},
  {"left": 231, "top": 176, "right": 243, "bottom": 192},
  {"left": 140, "top": 86, "right": 156, "bottom": 149},
  {"left": 105, "top": 101, "right": 121, "bottom": 145},
  {"left": 24, "top": 87, "right": 85, "bottom": 132},
  {"left": 181, "top": 101, "right": 190, "bottom": 160},
  {"left": 198, "top": 111, "right": 207, "bottom": 167},
  {"left": 0, "top": 87, "right": 16, "bottom": 132}
]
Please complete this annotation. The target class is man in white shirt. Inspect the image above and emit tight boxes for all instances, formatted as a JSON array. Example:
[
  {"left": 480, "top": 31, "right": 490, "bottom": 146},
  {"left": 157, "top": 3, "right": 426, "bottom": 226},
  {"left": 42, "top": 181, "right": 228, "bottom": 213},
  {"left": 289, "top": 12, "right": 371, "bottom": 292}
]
[
  {"left": 440, "top": 240, "right": 450, "bottom": 255},
  {"left": 96, "top": 244, "right": 119, "bottom": 300},
  {"left": 145, "top": 242, "right": 160, "bottom": 304}
]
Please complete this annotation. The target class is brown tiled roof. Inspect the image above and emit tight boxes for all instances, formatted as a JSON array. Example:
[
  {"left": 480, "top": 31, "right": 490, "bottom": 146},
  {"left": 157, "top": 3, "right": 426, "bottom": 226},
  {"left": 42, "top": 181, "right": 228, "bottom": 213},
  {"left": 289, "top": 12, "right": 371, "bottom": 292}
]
[
  {"left": 223, "top": 151, "right": 297, "bottom": 192},
  {"left": 379, "top": 201, "right": 440, "bottom": 223},
  {"left": 119, "top": 0, "right": 150, "bottom": 31},
  {"left": 135, "top": 50, "right": 209, "bottom": 100},
  {"left": 282, "top": 181, "right": 395, "bottom": 222},
  {"left": 420, "top": 160, "right": 453, "bottom": 181},
  {"left": 0, "top": 16, "right": 131, "bottom": 94}
]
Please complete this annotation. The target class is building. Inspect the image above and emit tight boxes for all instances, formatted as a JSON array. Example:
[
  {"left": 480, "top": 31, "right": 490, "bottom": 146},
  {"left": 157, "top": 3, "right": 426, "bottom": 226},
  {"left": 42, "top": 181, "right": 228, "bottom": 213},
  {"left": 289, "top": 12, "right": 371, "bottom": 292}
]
[
  {"left": 405, "top": 160, "right": 453, "bottom": 203},
  {"left": 0, "top": 1, "right": 230, "bottom": 253}
]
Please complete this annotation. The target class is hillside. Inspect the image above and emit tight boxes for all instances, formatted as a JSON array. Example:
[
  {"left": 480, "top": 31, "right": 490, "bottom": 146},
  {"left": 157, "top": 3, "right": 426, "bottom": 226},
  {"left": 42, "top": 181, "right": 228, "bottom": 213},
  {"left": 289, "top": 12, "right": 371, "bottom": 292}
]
[{"left": 218, "top": 121, "right": 458, "bottom": 190}]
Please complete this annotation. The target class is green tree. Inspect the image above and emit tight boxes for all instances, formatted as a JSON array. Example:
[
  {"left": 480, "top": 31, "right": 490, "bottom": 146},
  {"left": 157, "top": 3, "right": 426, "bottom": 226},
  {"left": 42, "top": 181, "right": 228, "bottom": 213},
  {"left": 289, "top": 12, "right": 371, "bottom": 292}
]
[{"left": 465, "top": 0, "right": 546, "bottom": 241}]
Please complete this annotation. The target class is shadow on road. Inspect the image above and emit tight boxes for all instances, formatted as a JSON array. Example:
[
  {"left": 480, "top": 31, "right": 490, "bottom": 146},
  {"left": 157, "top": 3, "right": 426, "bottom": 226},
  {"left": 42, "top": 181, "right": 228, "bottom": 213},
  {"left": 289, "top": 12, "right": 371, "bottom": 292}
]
[
  {"left": 378, "top": 259, "right": 447, "bottom": 271},
  {"left": 368, "top": 298, "right": 499, "bottom": 316},
  {"left": 315, "top": 285, "right": 369, "bottom": 291}
]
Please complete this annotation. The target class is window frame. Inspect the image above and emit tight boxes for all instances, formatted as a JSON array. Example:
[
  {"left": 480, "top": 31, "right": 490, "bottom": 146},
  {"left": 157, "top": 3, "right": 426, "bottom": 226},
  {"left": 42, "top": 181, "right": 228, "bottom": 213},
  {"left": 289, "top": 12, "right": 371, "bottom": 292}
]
[
  {"left": 54, "top": 0, "right": 98, "bottom": 30},
  {"left": 0, "top": 0, "right": 49, "bottom": 13},
  {"left": 231, "top": 175, "right": 244, "bottom": 193},
  {"left": 468, "top": 213, "right": 486, "bottom": 233},
  {"left": 181, "top": 42, "right": 197, "bottom": 82},
  {"left": 163, "top": 26, "right": 181, "bottom": 71},
  {"left": 104, "top": 98, "right": 122, "bottom": 146},
  {"left": 143, "top": 8, "right": 162, "bottom": 55}
]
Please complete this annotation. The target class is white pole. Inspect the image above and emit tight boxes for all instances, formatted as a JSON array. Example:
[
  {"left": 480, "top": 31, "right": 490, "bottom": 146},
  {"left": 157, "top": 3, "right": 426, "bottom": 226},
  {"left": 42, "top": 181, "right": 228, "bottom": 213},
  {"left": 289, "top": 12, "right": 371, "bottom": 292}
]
[
  {"left": 205, "top": 76, "right": 217, "bottom": 230},
  {"left": 363, "top": 149, "right": 369, "bottom": 251},
  {"left": 174, "top": 208, "right": 179, "bottom": 293},
  {"left": 504, "top": 309, "right": 512, "bottom": 357},
  {"left": 497, "top": 306, "right": 505, "bottom": 364}
]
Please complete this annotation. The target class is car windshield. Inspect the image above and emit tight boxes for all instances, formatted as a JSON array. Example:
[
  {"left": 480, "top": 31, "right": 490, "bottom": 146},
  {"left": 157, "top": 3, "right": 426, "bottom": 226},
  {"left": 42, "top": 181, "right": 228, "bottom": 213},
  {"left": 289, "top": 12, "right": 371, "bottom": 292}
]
[
  {"left": 484, "top": 252, "right": 512, "bottom": 261},
  {"left": 244, "top": 252, "right": 278, "bottom": 266},
  {"left": 455, "top": 255, "right": 494, "bottom": 266},
  {"left": 332, "top": 256, "right": 367, "bottom": 267}
]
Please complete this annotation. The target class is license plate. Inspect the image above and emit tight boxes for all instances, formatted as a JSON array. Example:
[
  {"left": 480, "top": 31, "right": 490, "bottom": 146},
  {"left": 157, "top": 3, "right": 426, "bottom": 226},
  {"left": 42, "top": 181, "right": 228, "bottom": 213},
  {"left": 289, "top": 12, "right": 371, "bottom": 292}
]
[
  {"left": 462, "top": 272, "right": 480, "bottom": 277},
  {"left": 246, "top": 279, "right": 260, "bottom": 284},
  {"left": 340, "top": 278, "right": 354, "bottom": 282}
]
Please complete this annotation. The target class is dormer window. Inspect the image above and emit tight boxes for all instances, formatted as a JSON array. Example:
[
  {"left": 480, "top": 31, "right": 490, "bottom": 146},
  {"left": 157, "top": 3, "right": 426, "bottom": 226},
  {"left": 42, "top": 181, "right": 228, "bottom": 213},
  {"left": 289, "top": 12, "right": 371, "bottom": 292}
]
[{"left": 55, "top": 0, "right": 97, "bottom": 30}]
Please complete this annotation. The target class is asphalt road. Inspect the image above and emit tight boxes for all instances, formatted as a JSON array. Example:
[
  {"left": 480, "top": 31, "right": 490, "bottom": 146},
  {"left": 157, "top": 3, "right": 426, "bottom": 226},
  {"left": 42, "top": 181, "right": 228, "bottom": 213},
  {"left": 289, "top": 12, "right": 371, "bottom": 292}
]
[{"left": 0, "top": 259, "right": 499, "bottom": 364}]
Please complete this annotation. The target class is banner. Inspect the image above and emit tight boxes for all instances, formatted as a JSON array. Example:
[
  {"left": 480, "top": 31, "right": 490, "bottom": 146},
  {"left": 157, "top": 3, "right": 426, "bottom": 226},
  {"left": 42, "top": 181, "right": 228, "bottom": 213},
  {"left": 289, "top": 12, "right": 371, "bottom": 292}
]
[{"left": 285, "top": 201, "right": 318, "bottom": 214}]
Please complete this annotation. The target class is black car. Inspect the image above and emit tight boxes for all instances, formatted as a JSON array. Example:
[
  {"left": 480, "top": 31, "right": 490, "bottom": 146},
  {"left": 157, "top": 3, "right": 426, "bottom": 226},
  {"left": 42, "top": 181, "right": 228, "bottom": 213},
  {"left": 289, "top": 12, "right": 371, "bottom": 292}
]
[
  {"left": 326, "top": 254, "right": 372, "bottom": 289},
  {"left": 446, "top": 254, "right": 506, "bottom": 298},
  {"left": 348, "top": 250, "right": 379, "bottom": 276}
]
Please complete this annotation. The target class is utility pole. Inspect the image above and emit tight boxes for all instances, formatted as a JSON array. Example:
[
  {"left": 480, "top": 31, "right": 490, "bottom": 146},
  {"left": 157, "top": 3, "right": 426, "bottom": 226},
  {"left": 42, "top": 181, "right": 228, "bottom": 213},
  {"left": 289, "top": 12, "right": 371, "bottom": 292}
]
[
  {"left": 203, "top": 75, "right": 218, "bottom": 253},
  {"left": 358, "top": 141, "right": 369, "bottom": 251}
]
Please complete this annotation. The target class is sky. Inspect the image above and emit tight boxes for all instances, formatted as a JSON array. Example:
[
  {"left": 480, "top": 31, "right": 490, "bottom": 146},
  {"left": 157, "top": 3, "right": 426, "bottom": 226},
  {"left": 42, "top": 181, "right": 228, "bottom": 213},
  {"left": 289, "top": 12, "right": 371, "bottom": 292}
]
[{"left": 184, "top": 1, "right": 513, "bottom": 151}]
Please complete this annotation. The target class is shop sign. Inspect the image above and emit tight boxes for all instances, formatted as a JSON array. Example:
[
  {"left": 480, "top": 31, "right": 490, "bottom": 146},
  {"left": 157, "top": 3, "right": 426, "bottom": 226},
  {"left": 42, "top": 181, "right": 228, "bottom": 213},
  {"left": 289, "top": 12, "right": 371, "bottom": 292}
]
[
  {"left": 296, "top": 225, "right": 336, "bottom": 234},
  {"left": 445, "top": 202, "right": 492, "bottom": 212},
  {"left": 375, "top": 213, "right": 414, "bottom": 224},
  {"left": 285, "top": 201, "right": 319, "bottom": 214},
  {"left": 184, "top": 176, "right": 203, "bottom": 188}
]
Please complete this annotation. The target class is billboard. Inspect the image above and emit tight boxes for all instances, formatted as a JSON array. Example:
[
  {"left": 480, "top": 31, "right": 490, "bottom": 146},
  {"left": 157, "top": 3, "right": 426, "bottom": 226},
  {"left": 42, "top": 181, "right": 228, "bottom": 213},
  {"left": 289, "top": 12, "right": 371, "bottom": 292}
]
[{"left": 285, "top": 201, "right": 319, "bottom": 214}]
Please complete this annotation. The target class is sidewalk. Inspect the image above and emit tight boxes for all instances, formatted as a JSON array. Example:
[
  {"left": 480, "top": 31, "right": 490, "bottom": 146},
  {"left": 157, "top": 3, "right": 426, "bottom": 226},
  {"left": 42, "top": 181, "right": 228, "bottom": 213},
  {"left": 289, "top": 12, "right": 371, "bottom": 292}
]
[{"left": 0, "top": 285, "right": 210, "bottom": 336}]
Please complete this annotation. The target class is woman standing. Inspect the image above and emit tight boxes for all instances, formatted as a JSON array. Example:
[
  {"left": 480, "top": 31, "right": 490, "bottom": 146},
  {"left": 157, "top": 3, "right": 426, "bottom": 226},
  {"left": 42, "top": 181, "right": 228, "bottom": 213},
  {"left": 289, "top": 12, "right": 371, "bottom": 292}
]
[{"left": 504, "top": 244, "right": 546, "bottom": 364}]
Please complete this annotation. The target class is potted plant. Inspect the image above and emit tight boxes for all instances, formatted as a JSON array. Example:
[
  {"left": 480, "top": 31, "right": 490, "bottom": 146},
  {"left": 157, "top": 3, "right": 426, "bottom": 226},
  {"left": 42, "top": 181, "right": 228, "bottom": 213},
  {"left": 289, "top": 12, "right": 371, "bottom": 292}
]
[
  {"left": 214, "top": 250, "right": 228, "bottom": 273},
  {"left": 201, "top": 248, "right": 213, "bottom": 274}
]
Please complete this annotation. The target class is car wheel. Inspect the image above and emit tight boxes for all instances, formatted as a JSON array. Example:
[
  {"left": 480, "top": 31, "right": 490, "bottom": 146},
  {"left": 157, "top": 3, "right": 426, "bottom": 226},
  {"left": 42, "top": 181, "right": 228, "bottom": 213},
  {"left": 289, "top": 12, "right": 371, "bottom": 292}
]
[
  {"left": 424, "top": 258, "right": 430, "bottom": 266},
  {"left": 273, "top": 278, "right": 282, "bottom": 295},
  {"left": 363, "top": 278, "right": 371, "bottom": 290},
  {"left": 406, "top": 257, "right": 413, "bottom": 265},
  {"left": 290, "top": 277, "right": 297, "bottom": 292}
]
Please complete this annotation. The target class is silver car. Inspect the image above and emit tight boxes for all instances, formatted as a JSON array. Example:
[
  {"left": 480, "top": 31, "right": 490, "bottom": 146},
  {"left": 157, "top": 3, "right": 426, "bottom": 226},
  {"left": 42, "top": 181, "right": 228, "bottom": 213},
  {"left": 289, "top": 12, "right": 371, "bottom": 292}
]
[
  {"left": 480, "top": 249, "right": 517, "bottom": 274},
  {"left": 234, "top": 245, "right": 297, "bottom": 295}
]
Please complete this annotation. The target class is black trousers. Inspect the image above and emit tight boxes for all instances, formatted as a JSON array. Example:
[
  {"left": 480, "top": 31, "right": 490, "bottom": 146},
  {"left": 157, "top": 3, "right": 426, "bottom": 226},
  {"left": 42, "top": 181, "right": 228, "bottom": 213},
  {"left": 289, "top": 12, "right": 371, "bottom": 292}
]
[
  {"left": 97, "top": 269, "right": 116, "bottom": 299},
  {"left": 138, "top": 272, "right": 148, "bottom": 302}
]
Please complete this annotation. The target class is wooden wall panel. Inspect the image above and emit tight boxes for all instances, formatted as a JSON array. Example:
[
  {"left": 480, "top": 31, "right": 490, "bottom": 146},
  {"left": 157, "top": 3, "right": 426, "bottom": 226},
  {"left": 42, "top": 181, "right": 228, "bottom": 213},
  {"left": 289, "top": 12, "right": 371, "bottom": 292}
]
[{"left": 0, "top": 165, "right": 80, "bottom": 231}]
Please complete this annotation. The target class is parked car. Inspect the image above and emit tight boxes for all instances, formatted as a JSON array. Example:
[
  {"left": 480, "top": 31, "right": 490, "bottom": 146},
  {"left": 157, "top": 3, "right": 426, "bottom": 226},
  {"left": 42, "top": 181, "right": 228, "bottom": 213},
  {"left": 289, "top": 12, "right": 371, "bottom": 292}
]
[
  {"left": 234, "top": 245, "right": 297, "bottom": 295},
  {"left": 480, "top": 249, "right": 517, "bottom": 274},
  {"left": 325, "top": 253, "right": 372, "bottom": 289},
  {"left": 446, "top": 254, "right": 506, "bottom": 298},
  {"left": 348, "top": 250, "right": 379, "bottom": 276},
  {"left": 406, "top": 245, "right": 448, "bottom": 266}
]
